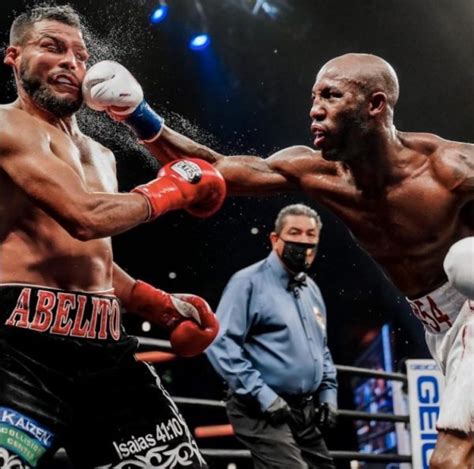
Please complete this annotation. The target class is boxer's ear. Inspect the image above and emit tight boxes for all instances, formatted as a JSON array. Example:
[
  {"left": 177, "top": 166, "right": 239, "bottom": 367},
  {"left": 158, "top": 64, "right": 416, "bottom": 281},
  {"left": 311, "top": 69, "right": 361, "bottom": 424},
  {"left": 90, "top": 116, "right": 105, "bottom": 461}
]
[
  {"left": 4, "top": 46, "right": 19, "bottom": 67},
  {"left": 369, "top": 91, "right": 387, "bottom": 116}
]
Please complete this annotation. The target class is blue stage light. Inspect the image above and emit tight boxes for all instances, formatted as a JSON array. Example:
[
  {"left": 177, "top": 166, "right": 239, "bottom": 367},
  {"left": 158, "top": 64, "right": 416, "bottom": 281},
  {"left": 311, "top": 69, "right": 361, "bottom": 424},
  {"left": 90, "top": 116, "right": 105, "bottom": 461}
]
[
  {"left": 189, "top": 34, "right": 210, "bottom": 50},
  {"left": 150, "top": 4, "right": 168, "bottom": 24}
]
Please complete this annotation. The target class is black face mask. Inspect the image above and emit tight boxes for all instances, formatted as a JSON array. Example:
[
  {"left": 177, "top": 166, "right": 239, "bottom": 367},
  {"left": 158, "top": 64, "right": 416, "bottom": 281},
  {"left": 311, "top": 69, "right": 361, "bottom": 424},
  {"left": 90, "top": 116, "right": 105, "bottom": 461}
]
[{"left": 280, "top": 239, "right": 318, "bottom": 273}]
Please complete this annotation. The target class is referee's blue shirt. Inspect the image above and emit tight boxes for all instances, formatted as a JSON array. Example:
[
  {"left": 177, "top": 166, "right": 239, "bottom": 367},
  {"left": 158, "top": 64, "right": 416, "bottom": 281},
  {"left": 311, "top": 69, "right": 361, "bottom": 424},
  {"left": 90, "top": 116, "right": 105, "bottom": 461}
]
[{"left": 206, "top": 250, "right": 338, "bottom": 411}]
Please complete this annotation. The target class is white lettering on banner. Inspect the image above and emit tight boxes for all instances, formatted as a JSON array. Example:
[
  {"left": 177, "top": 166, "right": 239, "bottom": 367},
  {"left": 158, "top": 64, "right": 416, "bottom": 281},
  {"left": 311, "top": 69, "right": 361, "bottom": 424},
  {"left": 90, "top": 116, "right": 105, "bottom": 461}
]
[
  {"left": 112, "top": 418, "right": 186, "bottom": 460},
  {"left": 406, "top": 359, "right": 444, "bottom": 469}
]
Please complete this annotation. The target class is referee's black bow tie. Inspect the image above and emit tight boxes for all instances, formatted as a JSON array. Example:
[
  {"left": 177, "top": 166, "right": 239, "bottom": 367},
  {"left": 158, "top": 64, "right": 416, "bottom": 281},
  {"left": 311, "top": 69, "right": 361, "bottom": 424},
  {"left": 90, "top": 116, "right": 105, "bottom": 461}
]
[{"left": 287, "top": 272, "right": 307, "bottom": 296}]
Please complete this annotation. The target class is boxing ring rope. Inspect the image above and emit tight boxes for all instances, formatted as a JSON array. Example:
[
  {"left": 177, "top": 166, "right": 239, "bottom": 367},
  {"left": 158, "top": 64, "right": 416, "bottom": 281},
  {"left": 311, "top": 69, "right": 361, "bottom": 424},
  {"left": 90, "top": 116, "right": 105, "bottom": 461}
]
[
  {"left": 135, "top": 336, "right": 413, "bottom": 464},
  {"left": 136, "top": 337, "right": 408, "bottom": 384},
  {"left": 137, "top": 337, "right": 172, "bottom": 349},
  {"left": 335, "top": 363, "right": 407, "bottom": 382},
  {"left": 172, "top": 396, "right": 409, "bottom": 424},
  {"left": 200, "top": 449, "right": 412, "bottom": 463}
]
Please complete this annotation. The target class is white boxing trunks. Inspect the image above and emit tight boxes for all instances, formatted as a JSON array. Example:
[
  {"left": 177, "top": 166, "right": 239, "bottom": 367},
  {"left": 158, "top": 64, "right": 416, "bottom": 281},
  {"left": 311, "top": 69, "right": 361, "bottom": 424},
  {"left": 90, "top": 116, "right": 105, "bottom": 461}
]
[{"left": 408, "top": 282, "right": 474, "bottom": 433}]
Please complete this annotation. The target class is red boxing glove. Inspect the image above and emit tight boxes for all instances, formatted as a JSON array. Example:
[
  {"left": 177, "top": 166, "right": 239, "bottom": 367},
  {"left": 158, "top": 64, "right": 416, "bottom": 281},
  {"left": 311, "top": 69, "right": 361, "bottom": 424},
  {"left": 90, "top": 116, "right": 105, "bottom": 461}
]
[
  {"left": 132, "top": 158, "right": 226, "bottom": 220},
  {"left": 124, "top": 280, "right": 219, "bottom": 357},
  {"left": 169, "top": 294, "right": 220, "bottom": 357}
]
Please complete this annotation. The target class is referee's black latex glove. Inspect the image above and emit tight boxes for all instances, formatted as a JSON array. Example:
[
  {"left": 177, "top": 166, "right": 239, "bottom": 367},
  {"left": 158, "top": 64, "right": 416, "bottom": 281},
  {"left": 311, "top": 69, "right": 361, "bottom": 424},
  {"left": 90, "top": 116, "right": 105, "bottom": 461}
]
[
  {"left": 265, "top": 396, "right": 292, "bottom": 426},
  {"left": 316, "top": 402, "right": 338, "bottom": 429}
]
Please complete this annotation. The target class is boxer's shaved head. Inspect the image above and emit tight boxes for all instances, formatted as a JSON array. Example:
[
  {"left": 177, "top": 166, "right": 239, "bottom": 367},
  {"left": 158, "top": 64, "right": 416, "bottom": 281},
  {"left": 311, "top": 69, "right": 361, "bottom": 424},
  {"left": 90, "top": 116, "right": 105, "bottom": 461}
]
[
  {"left": 317, "top": 53, "right": 400, "bottom": 109},
  {"left": 10, "top": 4, "right": 83, "bottom": 46},
  {"left": 311, "top": 53, "right": 400, "bottom": 162}
]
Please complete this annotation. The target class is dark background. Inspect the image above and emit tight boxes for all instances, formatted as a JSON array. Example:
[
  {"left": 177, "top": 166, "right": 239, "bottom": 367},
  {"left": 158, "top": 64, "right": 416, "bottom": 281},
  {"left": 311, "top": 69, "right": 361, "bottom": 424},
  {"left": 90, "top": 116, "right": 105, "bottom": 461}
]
[{"left": 1, "top": 0, "right": 473, "bottom": 466}]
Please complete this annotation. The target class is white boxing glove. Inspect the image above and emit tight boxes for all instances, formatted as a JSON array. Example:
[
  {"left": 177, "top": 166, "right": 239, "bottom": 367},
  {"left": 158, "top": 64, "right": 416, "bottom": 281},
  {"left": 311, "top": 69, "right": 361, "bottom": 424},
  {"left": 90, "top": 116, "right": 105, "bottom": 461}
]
[
  {"left": 443, "top": 237, "right": 474, "bottom": 299},
  {"left": 82, "top": 60, "right": 143, "bottom": 115},
  {"left": 82, "top": 61, "right": 164, "bottom": 141}
]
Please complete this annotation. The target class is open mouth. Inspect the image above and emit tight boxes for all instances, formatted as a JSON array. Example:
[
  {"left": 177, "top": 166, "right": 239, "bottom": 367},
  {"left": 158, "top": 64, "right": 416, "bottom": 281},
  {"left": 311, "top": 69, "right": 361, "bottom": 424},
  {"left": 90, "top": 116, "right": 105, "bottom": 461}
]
[
  {"left": 311, "top": 126, "right": 328, "bottom": 147},
  {"left": 51, "top": 74, "right": 79, "bottom": 91},
  {"left": 314, "top": 130, "right": 327, "bottom": 147}
]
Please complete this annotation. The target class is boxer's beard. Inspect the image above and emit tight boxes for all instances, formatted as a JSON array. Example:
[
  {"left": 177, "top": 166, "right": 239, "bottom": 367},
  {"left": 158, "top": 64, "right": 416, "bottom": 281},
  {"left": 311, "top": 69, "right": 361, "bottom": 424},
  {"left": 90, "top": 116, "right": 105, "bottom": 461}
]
[
  {"left": 323, "top": 107, "right": 370, "bottom": 163},
  {"left": 19, "top": 62, "right": 83, "bottom": 117}
]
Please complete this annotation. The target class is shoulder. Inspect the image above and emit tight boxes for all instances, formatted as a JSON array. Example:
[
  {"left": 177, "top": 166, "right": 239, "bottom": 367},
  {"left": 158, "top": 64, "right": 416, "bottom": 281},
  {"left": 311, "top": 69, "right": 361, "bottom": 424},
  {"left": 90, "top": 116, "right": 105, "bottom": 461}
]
[
  {"left": 228, "top": 258, "right": 267, "bottom": 285},
  {"left": 270, "top": 145, "right": 316, "bottom": 159},
  {"left": 399, "top": 131, "right": 445, "bottom": 153},
  {"left": 0, "top": 107, "right": 49, "bottom": 155},
  {"left": 0, "top": 106, "right": 44, "bottom": 134},
  {"left": 267, "top": 145, "right": 339, "bottom": 177},
  {"left": 232, "top": 259, "right": 267, "bottom": 279},
  {"left": 432, "top": 140, "right": 473, "bottom": 192},
  {"left": 402, "top": 132, "right": 474, "bottom": 191}
]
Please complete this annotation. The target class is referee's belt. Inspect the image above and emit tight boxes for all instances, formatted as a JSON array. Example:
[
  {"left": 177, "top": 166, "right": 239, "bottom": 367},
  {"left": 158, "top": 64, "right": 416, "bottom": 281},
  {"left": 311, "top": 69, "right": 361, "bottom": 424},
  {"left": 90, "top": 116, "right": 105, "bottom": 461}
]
[
  {"left": 280, "top": 393, "right": 314, "bottom": 407},
  {"left": 231, "top": 392, "right": 314, "bottom": 409}
]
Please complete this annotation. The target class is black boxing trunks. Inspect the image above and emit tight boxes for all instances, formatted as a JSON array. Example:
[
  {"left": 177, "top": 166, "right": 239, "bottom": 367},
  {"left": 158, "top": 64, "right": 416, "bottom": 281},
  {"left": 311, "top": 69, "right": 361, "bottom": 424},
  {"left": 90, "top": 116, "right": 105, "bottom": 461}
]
[{"left": 0, "top": 284, "right": 207, "bottom": 468}]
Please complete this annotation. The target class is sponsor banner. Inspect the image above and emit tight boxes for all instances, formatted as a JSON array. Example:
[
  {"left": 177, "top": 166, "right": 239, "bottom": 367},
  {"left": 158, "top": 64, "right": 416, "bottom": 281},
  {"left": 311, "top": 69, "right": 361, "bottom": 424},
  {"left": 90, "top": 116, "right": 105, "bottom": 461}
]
[
  {"left": 0, "top": 407, "right": 54, "bottom": 448},
  {"left": 406, "top": 359, "right": 444, "bottom": 469},
  {"left": 391, "top": 380, "right": 411, "bottom": 469},
  {"left": 0, "top": 425, "right": 47, "bottom": 467}
]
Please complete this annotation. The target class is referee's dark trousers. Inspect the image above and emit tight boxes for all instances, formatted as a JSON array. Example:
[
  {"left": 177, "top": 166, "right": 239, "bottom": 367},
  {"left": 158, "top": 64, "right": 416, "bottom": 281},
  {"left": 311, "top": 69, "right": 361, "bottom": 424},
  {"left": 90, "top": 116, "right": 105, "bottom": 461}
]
[{"left": 226, "top": 393, "right": 335, "bottom": 469}]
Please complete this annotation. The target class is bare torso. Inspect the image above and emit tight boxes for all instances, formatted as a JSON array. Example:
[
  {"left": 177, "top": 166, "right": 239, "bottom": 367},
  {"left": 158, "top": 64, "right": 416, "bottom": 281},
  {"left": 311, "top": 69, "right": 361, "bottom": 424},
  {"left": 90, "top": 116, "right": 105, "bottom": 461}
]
[
  {"left": 263, "top": 132, "right": 474, "bottom": 298},
  {"left": 0, "top": 105, "right": 117, "bottom": 292},
  {"left": 142, "top": 124, "right": 474, "bottom": 298}
]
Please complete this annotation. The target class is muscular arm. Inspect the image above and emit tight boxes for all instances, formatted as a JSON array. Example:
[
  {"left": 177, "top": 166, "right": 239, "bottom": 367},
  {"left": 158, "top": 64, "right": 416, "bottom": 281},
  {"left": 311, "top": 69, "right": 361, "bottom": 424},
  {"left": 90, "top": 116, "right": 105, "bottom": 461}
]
[
  {"left": 145, "top": 126, "right": 223, "bottom": 165},
  {"left": 454, "top": 144, "right": 474, "bottom": 195},
  {"left": 147, "top": 126, "right": 332, "bottom": 196},
  {"left": 0, "top": 112, "right": 149, "bottom": 240},
  {"left": 436, "top": 142, "right": 474, "bottom": 198},
  {"left": 112, "top": 263, "right": 136, "bottom": 305},
  {"left": 84, "top": 62, "right": 334, "bottom": 196}
]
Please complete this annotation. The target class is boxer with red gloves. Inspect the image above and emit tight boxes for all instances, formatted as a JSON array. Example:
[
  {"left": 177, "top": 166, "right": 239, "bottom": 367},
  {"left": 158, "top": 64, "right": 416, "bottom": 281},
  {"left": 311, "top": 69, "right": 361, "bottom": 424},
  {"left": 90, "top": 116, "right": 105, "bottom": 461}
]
[
  {"left": 82, "top": 61, "right": 226, "bottom": 219},
  {"left": 0, "top": 5, "right": 222, "bottom": 467},
  {"left": 122, "top": 277, "right": 219, "bottom": 357},
  {"left": 132, "top": 158, "right": 226, "bottom": 220}
]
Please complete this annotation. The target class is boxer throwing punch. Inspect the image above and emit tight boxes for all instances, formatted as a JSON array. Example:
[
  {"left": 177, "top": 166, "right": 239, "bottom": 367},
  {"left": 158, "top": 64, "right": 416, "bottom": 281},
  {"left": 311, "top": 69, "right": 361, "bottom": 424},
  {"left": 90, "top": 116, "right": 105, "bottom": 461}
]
[
  {"left": 85, "top": 54, "right": 474, "bottom": 468},
  {"left": 0, "top": 5, "right": 225, "bottom": 468}
]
